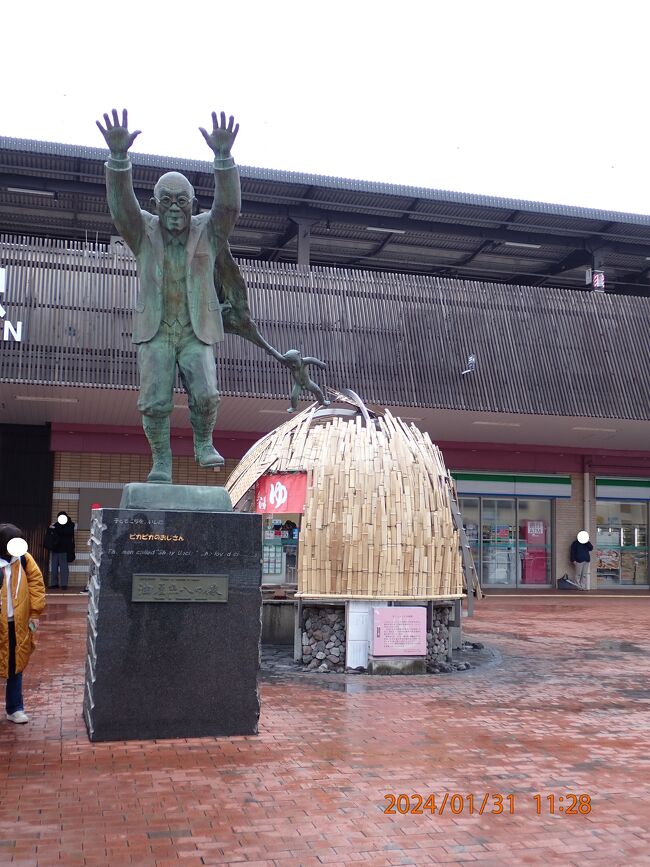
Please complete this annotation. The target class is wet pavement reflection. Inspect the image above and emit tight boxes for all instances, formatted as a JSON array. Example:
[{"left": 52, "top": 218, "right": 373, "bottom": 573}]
[{"left": 1, "top": 594, "right": 650, "bottom": 865}]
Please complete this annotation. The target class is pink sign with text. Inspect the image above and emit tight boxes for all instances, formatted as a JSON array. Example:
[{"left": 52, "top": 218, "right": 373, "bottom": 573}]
[{"left": 373, "top": 607, "right": 427, "bottom": 656}]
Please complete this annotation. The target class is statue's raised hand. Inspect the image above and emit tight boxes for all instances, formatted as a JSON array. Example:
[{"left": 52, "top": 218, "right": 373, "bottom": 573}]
[
  {"left": 199, "top": 111, "right": 239, "bottom": 158},
  {"left": 96, "top": 109, "right": 141, "bottom": 159}
]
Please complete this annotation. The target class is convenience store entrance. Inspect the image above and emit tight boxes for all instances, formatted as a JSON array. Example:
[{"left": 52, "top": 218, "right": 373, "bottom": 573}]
[{"left": 459, "top": 496, "right": 552, "bottom": 588}]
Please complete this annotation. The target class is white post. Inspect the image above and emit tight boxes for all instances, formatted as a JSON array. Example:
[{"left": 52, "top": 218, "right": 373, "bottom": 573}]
[
  {"left": 345, "top": 600, "right": 389, "bottom": 669},
  {"left": 345, "top": 601, "right": 371, "bottom": 669}
]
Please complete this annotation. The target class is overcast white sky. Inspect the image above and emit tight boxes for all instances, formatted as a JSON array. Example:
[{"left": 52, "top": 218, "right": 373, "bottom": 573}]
[{"left": 4, "top": 0, "right": 650, "bottom": 214}]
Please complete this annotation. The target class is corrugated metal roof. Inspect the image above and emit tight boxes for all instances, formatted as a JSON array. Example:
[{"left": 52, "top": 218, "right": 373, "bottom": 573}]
[
  {"left": 411, "top": 199, "right": 515, "bottom": 223},
  {"left": 241, "top": 178, "right": 313, "bottom": 201},
  {"left": 4, "top": 135, "right": 650, "bottom": 226},
  {"left": 307, "top": 185, "right": 415, "bottom": 212},
  {"left": 237, "top": 213, "right": 286, "bottom": 233},
  {"left": 511, "top": 211, "right": 607, "bottom": 232},
  {"left": 605, "top": 222, "right": 650, "bottom": 239},
  {"left": 2, "top": 137, "right": 650, "bottom": 294}
]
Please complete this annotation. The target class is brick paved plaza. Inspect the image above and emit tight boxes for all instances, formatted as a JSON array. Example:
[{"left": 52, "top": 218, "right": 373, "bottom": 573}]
[{"left": 1, "top": 595, "right": 649, "bottom": 866}]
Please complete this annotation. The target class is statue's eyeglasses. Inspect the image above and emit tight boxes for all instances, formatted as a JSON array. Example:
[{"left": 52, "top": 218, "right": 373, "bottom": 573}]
[{"left": 155, "top": 194, "right": 192, "bottom": 209}]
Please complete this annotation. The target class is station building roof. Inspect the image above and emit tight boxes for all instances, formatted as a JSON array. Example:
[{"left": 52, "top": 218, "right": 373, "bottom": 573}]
[{"left": 2, "top": 136, "right": 650, "bottom": 296}]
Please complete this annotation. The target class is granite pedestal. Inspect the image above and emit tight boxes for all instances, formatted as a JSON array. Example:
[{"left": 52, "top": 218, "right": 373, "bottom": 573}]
[{"left": 83, "top": 507, "right": 262, "bottom": 742}]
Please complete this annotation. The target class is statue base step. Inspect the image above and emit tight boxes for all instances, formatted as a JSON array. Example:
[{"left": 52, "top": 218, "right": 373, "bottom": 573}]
[{"left": 119, "top": 482, "right": 232, "bottom": 513}]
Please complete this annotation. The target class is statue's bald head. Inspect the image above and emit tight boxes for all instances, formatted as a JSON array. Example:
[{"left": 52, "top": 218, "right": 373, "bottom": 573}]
[
  {"left": 152, "top": 172, "right": 196, "bottom": 234},
  {"left": 153, "top": 171, "right": 194, "bottom": 199}
]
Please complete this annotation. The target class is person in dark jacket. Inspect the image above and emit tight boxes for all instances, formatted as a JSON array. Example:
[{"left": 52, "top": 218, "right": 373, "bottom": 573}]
[
  {"left": 48, "top": 512, "right": 76, "bottom": 591},
  {"left": 570, "top": 530, "right": 593, "bottom": 589}
]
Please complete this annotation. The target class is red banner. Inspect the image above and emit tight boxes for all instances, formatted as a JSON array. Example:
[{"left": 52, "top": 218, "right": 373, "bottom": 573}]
[{"left": 255, "top": 473, "right": 308, "bottom": 514}]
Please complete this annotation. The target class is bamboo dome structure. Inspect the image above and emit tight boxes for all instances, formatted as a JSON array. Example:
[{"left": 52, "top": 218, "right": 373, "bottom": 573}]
[{"left": 226, "top": 396, "right": 464, "bottom": 601}]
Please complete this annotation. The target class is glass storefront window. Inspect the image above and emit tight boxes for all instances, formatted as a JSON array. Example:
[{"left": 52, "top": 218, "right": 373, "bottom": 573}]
[
  {"left": 459, "top": 496, "right": 480, "bottom": 569},
  {"left": 482, "top": 498, "right": 517, "bottom": 587},
  {"left": 458, "top": 496, "right": 553, "bottom": 587},
  {"left": 518, "top": 499, "right": 552, "bottom": 585},
  {"left": 262, "top": 513, "right": 301, "bottom": 585},
  {"left": 596, "top": 501, "right": 648, "bottom": 588}
]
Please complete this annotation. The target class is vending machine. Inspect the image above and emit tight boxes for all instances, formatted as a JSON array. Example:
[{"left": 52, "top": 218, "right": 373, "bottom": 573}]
[{"left": 519, "top": 520, "right": 548, "bottom": 584}]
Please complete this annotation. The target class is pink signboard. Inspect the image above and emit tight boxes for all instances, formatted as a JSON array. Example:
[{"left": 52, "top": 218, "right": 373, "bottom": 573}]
[{"left": 373, "top": 607, "right": 427, "bottom": 657}]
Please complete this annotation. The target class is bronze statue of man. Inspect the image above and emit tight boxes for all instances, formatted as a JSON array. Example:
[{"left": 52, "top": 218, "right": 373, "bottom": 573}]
[{"left": 97, "top": 108, "right": 240, "bottom": 483}]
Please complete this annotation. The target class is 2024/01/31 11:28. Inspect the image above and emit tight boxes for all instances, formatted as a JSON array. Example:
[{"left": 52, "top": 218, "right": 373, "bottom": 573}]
[{"left": 383, "top": 792, "right": 592, "bottom": 816}]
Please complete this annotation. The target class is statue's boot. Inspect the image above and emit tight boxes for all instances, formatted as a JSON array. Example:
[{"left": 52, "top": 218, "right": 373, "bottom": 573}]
[
  {"left": 143, "top": 415, "right": 173, "bottom": 483},
  {"left": 191, "top": 406, "right": 225, "bottom": 468}
]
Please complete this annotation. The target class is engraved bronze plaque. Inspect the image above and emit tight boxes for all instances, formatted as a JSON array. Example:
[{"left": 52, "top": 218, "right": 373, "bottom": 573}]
[{"left": 132, "top": 574, "right": 229, "bottom": 603}]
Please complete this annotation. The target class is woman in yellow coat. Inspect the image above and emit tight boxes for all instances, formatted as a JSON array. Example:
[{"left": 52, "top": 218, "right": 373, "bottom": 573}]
[{"left": 0, "top": 523, "right": 46, "bottom": 724}]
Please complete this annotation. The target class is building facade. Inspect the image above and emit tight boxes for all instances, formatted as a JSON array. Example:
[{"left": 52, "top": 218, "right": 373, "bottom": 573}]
[{"left": 1, "top": 138, "right": 649, "bottom": 590}]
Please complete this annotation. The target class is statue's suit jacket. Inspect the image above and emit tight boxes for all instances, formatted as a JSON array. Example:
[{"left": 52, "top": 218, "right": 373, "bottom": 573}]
[{"left": 104, "top": 156, "right": 241, "bottom": 346}]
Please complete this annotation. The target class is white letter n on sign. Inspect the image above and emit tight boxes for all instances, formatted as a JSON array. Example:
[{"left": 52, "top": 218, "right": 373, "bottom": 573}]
[{"left": 4, "top": 320, "right": 22, "bottom": 342}]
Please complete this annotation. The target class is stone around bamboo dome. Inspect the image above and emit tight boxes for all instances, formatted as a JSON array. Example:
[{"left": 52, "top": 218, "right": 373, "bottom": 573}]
[{"left": 225, "top": 397, "right": 464, "bottom": 601}]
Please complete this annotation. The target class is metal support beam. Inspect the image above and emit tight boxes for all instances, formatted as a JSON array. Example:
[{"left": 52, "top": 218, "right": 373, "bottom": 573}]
[
  {"left": 293, "top": 218, "right": 313, "bottom": 267},
  {"left": 619, "top": 265, "right": 650, "bottom": 287},
  {"left": 264, "top": 222, "right": 298, "bottom": 261},
  {"left": 541, "top": 248, "right": 593, "bottom": 279},
  {"left": 592, "top": 248, "right": 607, "bottom": 271}
]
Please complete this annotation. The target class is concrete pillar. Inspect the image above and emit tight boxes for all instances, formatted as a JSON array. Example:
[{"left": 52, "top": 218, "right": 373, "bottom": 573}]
[
  {"left": 294, "top": 219, "right": 312, "bottom": 267},
  {"left": 345, "top": 600, "right": 388, "bottom": 669},
  {"left": 584, "top": 470, "right": 591, "bottom": 590},
  {"left": 294, "top": 598, "right": 303, "bottom": 661}
]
